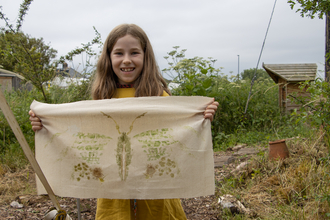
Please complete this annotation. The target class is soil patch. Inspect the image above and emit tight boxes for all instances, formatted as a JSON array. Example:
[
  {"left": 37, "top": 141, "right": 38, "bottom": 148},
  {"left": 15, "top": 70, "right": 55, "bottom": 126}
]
[{"left": 0, "top": 147, "right": 258, "bottom": 219}]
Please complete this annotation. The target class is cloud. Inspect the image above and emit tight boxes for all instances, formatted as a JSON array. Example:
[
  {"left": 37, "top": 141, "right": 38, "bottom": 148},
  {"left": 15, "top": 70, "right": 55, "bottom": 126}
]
[{"left": 0, "top": 0, "right": 325, "bottom": 77}]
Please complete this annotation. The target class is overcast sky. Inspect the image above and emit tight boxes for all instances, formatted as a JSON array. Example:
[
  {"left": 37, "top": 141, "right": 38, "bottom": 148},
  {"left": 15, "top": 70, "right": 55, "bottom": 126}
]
[{"left": 0, "top": 0, "right": 326, "bottom": 79}]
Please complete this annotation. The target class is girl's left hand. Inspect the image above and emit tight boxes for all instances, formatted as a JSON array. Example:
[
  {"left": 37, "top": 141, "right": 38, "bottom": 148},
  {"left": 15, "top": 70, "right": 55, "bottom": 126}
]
[{"left": 204, "top": 99, "right": 219, "bottom": 122}]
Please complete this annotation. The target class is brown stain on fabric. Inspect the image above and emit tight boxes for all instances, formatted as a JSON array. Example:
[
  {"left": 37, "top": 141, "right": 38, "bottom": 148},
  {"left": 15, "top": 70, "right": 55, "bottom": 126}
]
[
  {"left": 144, "top": 164, "right": 157, "bottom": 179},
  {"left": 73, "top": 163, "right": 104, "bottom": 182}
]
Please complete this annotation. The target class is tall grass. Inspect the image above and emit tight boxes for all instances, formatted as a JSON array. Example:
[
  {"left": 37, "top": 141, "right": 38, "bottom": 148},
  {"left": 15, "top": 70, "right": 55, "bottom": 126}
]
[
  {"left": 0, "top": 78, "right": 92, "bottom": 170},
  {"left": 0, "top": 88, "right": 39, "bottom": 170},
  {"left": 217, "top": 130, "right": 330, "bottom": 219}
]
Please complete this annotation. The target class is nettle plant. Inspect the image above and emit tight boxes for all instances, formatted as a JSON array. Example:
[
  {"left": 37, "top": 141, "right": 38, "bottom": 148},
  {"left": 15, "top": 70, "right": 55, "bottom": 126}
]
[
  {"left": 162, "top": 46, "right": 222, "bottom": 97},
  {"left": 292, "top": 78, "right": 330, "bottom": 148}
]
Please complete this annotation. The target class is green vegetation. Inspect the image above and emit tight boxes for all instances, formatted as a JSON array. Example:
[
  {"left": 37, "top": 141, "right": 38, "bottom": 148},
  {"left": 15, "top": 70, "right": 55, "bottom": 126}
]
[
  {"left": 163, "top": 47, "right": 311, "bottom": 151},
  {"left": 0, "top": 1, "right": 101, "bottom": 102},
  {"left": 0, "top": 82, "right": 93, "bottom": 170},
  {"left": 288, "top": 0, "right": 330, "bottom": 19},
  {"left": 0, "top": 44, "right": 329, "bottom": 218},
  {"left": 0, "top": 1, "right": 329, "bottom": 218},
  {"left": 218, "top": 135, "right": 330, "bottom": 219},
  {"left": 162, "top": 46, "right": 330, "bottom": 219}
]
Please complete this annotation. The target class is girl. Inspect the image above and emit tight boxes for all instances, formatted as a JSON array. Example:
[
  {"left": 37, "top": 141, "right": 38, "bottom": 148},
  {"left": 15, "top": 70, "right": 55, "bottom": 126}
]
[{"left": 30, "top": 23, "right": 219, "bottom": 220}]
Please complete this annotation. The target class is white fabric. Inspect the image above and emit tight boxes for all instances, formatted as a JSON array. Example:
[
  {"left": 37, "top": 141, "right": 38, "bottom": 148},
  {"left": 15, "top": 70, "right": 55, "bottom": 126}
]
[{"left": 30, "top": 96, "right": 215, "bottom": 199}]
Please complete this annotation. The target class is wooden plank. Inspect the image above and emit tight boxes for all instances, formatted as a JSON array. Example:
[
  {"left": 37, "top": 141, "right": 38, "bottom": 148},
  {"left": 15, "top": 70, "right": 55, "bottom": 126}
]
[
  {"left": 277, "top": 74, "right": 316, "bottom": 77},
  {"left": 0, "top": 89, "right": 61, "bottom": 211},
  {"left": 287, "top": 88, "right": 308, "bottom": 93},
  {"left": 276, "top": 69, "right": 317, "bottom": 72},
  {"left": 287, "top": 84, "right": 309, "bottom": 89},
  {"left": 287, "top": 106, "right": 302, "bottom": 110},
  {"left": 264, "top": 63, "right": 317, "bottom": 69},
  {"left": 278, "top": 75, "right": 316, "bottom": 79},
  {"left": 280, "top": 78, "right": 315, "bottom": 81},
  {"left": 0, "top": 77, "right": 12, "bottom": 92}
]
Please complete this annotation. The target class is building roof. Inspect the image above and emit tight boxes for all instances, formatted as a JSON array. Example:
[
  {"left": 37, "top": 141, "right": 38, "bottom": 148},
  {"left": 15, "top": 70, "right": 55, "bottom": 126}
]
[
  {"left": 0, "top": 68, "right": 25, "bottom": 80},
  {"left": 262, "top": 63, "right": 317, "bottom": 83}
]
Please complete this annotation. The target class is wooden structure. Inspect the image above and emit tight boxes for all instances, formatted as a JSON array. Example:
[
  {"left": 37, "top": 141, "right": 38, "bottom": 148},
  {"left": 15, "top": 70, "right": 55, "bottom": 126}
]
[
  {"left": 0, "top": 68, "right": 32, "bottom": 92},
  {"left": 262, "top": 63, "right": 317, "bottom": 113}
]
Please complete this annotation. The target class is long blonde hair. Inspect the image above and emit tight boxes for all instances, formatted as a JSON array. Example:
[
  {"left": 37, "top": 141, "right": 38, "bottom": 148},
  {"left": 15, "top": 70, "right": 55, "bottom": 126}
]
[{"left": 92, "top": 24, "right": 170, "bottom": 99}]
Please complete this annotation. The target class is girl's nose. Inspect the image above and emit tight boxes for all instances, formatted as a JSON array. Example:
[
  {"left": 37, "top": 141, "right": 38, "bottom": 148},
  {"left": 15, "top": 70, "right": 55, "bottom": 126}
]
[{"left": 123, "top": 55, "right": 132, "bottom": 64}]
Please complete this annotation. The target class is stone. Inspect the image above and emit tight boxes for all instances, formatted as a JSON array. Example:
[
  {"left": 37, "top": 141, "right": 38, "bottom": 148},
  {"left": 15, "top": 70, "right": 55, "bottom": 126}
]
[
  {"left": 218, "top": 194, "right": 253, "bottom": 216},
  {"left": 10, "top": 201, "right": 23, "bottom": 209},
  {"left": 233, "top": 148, "right": 259, "bottom": 156},
  {"left": 214, "top": 156, "right": 236, "bottom": 168},
  {"left": 232, "top": 144, "right": 247, "bottom": 151}
]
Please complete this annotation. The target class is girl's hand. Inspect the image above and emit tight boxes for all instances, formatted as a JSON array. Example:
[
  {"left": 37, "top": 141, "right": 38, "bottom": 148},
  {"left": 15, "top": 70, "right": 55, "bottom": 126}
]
[
  {"left": 204, "top": 99, "right": 219, "bottom": 122},
  {"left": 29, "top": 110, "right": 43, "bottom": 132}
]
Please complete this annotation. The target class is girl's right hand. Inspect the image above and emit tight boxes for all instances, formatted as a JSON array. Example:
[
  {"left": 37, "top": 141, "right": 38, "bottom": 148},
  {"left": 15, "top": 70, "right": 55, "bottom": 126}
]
[{"left": 29, "top": 110, "right": 43, "bottom": 132}]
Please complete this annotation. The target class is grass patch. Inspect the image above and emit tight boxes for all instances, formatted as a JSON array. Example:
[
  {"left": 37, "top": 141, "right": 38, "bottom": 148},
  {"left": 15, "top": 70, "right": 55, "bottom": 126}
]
[
  {"left": 0, "top": 164, "right": 36, "bottom": 205},
  {"left": 217, "top": 131, "right": 330, "bottom": 219},
  {"left": 214, "top": 120, "right": 314, "bottom": 152}
]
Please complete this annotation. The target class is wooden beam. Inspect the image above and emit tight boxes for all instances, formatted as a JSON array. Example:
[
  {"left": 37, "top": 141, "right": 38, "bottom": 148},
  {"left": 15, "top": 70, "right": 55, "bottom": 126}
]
[{"left": 326, "top": 12, "right": 330, "bottom": 82}]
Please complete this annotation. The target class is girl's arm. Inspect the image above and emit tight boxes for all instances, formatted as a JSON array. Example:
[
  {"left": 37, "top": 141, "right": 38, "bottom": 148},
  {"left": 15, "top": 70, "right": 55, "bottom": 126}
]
[
  {"left": 204, "top": 99, "right": 219, "bottom": 122},
  {"left": 29, "top": 110, "right": 43, "bottom": 132}
]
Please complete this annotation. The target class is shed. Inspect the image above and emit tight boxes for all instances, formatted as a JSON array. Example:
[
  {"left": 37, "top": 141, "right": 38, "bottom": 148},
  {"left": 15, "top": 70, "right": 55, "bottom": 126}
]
[
  {"left": 262, "top": 63, "right": 317, "bottom": 113},
  {"left": 0, "top": 68, "right": 32, "bottom": 92}
]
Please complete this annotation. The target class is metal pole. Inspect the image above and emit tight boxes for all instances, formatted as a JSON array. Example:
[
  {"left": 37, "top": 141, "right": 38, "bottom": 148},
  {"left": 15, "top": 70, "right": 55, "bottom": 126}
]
[
  {"left": 237, "top": 55, "right": 240, "bottom": 80},
  {"left": 325, "top": 11, "right": 330, "bottom": 82},
  {"left": 76, "top": 199, "right": 81, "bottom": 220}
]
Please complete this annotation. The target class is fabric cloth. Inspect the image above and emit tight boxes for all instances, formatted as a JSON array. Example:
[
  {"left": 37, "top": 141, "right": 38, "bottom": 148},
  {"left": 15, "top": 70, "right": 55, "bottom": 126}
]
[
  {"left": 96, "top": 88, "right": 186, "bottom": 220},
  {"left": 30, "top": 88, "right": 215, "bottom": 220}
]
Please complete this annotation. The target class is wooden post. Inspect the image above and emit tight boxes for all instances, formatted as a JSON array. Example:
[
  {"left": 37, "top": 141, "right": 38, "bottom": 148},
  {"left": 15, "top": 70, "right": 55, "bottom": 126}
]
[
  {"left": 326, "top": 11, "right": 330, "bottom": 82},
  {"left": 0, "top": 89, "right": 61, "bottom": 211}
]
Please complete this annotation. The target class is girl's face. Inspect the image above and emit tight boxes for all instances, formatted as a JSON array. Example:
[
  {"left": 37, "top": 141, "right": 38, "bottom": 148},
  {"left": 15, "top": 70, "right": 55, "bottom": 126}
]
[{"left": 110, "top": 34, "right": 144, "bottom": 85}]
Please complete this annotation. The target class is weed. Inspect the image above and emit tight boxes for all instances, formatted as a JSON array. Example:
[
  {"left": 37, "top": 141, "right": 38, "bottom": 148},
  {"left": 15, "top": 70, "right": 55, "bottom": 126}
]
[{"left": 217, "top": 133, "right": 330, "bottom": 219}]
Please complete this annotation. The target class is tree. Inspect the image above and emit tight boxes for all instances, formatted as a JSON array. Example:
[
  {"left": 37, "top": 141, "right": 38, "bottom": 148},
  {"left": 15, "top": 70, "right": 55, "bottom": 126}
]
[
  {"left": 288, "top": 0, "right": 330, "bottom": 18},
  {"left": 0, "top": 1, "right": 57, "bottom": 101},
  {"left": 0, "top": 0, "right": 102, "bottom": 102},
  {"left": 240, "top": 68, "right": 268, "bottom": 81},
  {"left": 0, "top": 31, "right": 58, "bottom": 100},
  {"left": 288, "top": 0, "right": 330, "bottom": 81},
  {"left": 0, "top": 31, "right": 57, "bottom": 71}
]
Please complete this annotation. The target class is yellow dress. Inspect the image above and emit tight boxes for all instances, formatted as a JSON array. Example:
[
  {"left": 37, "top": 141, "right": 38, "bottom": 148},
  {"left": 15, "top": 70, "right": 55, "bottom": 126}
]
[{"left": 95, "top": 88, "right": 187, "bottom": 220}]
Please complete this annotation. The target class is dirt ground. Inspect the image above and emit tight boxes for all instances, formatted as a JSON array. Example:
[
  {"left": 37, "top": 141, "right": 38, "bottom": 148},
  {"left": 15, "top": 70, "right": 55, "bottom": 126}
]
[
  {"left": 0, "top": 152, "right": 236, "bottom": 220},
  {"left": 0, "top": 193, "right": 222, "bottom": 219}
]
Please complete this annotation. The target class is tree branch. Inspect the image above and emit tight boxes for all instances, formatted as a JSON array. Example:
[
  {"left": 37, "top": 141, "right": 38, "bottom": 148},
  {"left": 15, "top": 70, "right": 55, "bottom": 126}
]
[{"left": 288, "top": 94, "right": 317, "bottom": 111}]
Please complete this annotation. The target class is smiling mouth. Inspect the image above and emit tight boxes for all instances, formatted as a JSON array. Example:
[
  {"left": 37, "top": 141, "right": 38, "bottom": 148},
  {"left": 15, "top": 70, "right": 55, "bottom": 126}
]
[{"left": 121, "top": 68, "right": 135, "bottom": 72}]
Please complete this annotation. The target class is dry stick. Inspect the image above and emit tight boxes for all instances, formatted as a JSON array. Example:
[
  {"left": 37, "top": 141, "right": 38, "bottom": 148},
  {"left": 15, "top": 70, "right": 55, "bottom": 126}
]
[
  {"left": 245, "top": 83, "right": 280, "bottom": 104},
  {"left": 288, "top": 94, "right": 317, "bottom": 111},
  {"left": 0, "top": 89, "right": 61, "bottom": 210}
]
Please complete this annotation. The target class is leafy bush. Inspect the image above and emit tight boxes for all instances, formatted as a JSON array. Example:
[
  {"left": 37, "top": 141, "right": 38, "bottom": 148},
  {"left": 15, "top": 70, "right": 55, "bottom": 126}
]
[
  {"left": 0, "top": 76, "right": 93, "bottom": 169},
  {"left": 163, "top": 47, "right": 296, "bottom": 149},
  {"left": 47, "top": 77, "right": 93, "bottom": 104},
  {"left": 0, "top": 88, "right": 40, "bottom": 169},
  {"left": 291, "top": 78, "right": 330, "bottom": 149},
  {"left": 163, "top": 47, "right": 221, "bottom": 97}
]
